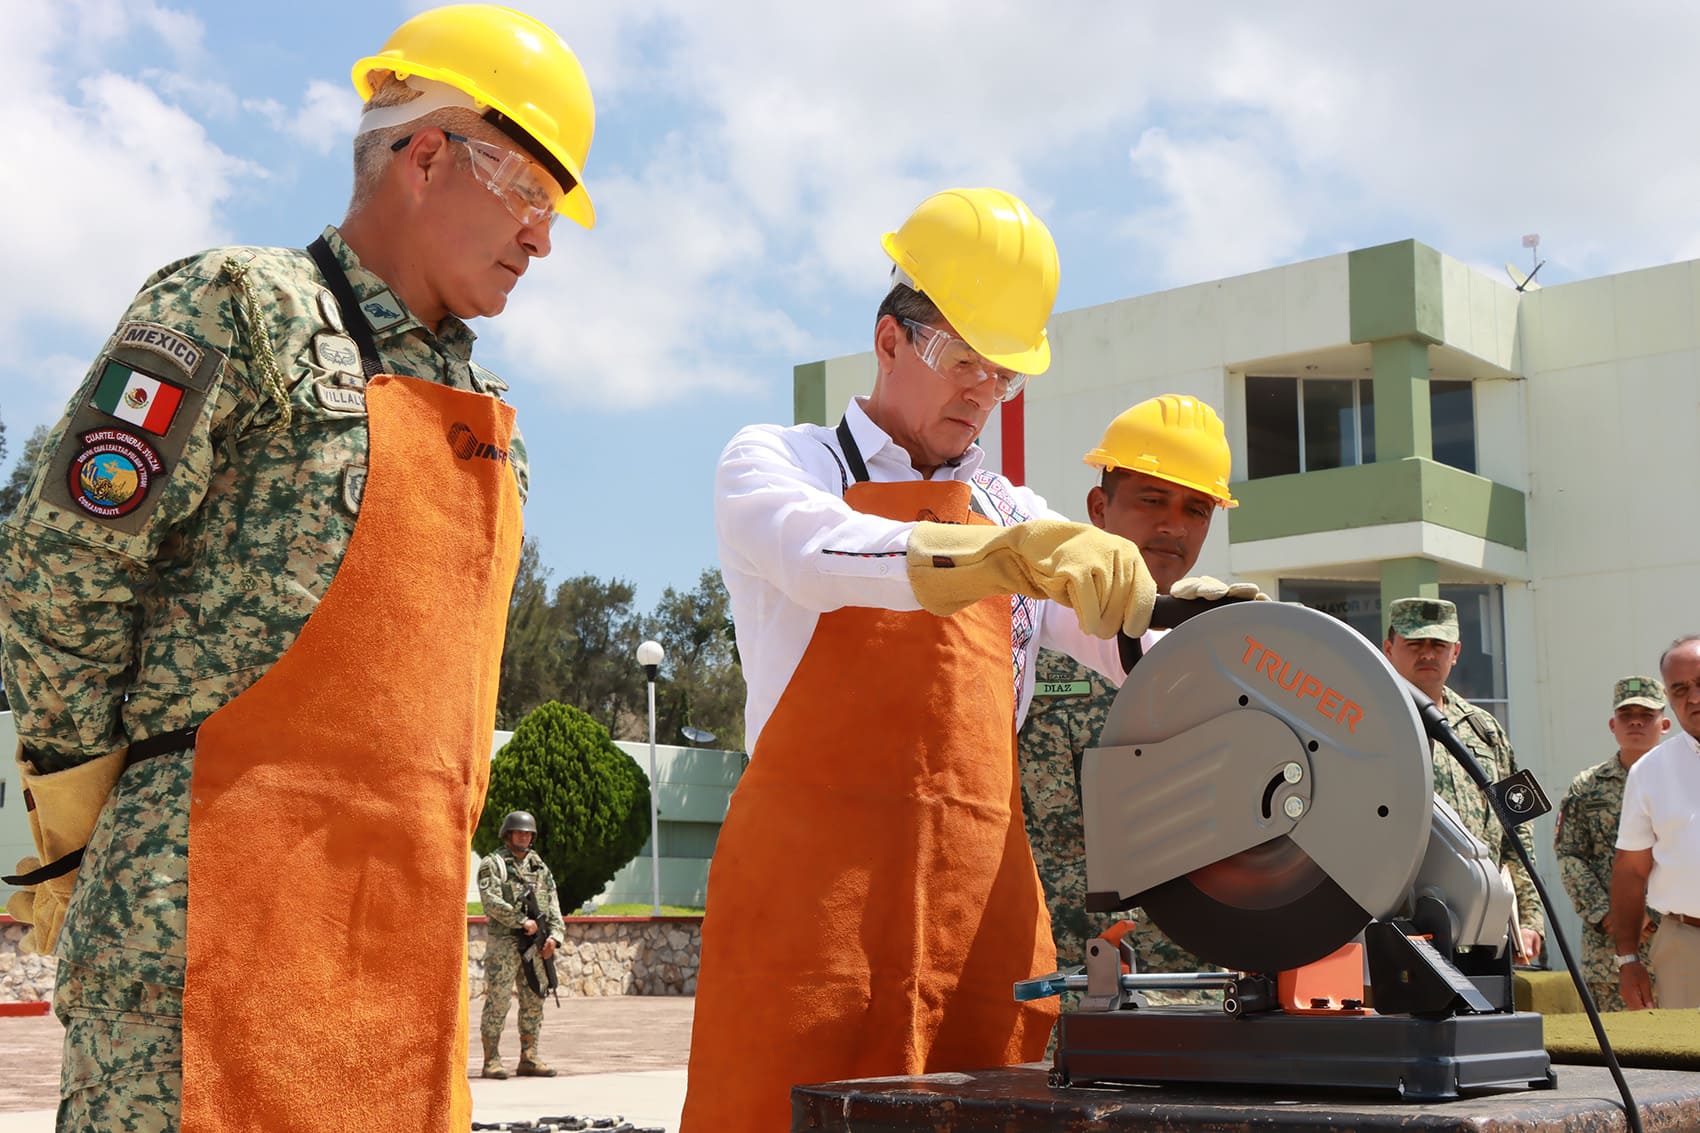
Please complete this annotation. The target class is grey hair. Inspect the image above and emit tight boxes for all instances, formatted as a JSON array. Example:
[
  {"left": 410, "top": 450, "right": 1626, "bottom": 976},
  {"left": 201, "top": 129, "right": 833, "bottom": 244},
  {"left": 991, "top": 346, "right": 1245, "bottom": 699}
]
[
  {"left": 875, "top": 279, "right": 943, "bottom": 339},
  {"left": 347, "top": 72, "right": 483, "bottom": 213},
  {"left": 1659, "top": 634, "right": 1700, "bottom": 675}
]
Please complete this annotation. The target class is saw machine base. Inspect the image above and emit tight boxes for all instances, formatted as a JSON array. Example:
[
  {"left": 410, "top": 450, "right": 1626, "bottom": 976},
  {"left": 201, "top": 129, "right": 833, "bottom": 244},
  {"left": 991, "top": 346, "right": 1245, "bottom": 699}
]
[{"left": 1053, "top": 1007, "right": 1554, "bottom": 1100}]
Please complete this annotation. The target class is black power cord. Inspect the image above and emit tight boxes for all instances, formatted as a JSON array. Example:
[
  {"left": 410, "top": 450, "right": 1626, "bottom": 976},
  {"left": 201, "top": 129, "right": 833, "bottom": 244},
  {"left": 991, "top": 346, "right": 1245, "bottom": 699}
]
[{"left": 1406, "top": 683, "right": 1643, "bottom": 1133}]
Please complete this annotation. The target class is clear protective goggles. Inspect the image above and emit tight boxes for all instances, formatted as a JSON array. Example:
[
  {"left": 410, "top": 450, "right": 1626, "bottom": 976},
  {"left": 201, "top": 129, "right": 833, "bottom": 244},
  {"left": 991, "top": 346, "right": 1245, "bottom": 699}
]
[
  {"left": 392, "top": 129, "right": 564, "bottom": 228},
  {"left": 901, "top": 319, "right": 1028, "bottom": 403}
]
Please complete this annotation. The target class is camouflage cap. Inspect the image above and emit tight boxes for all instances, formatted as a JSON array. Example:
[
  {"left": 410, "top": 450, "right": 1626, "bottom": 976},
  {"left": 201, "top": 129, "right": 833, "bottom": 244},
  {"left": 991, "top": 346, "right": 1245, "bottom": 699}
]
[
  {"left": 1613, "top": 676, "right": 1666, "bottom": 711},
  {"left": 1387, "top": 597, "right": 1459, "bottom": 643}
]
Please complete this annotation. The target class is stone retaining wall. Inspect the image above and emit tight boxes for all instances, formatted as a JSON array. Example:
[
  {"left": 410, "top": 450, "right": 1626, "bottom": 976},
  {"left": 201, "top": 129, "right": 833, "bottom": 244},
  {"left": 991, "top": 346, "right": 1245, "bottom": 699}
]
[
  {"left": 0, "top": 914, "right": 702, "bottom": 1004},
  {"left": 470, "top": 916, "right": 701, "bottom": 998},
  {"left": 1, "top": 919, "right": 56, "bottom": 1004}
]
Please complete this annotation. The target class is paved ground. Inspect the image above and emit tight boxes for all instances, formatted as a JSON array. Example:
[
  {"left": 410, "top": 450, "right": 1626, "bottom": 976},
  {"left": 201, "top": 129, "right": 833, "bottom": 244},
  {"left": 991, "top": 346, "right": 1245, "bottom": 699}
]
[{"left": 0, "top": 995, "right": 694, "bottom": 1131}]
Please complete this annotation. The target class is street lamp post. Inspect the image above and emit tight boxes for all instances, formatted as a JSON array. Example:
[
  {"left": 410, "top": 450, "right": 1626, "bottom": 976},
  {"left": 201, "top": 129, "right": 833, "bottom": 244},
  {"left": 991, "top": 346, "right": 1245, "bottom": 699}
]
[{"left": 636, "top": 639, "right": 665, "bottom": 916}]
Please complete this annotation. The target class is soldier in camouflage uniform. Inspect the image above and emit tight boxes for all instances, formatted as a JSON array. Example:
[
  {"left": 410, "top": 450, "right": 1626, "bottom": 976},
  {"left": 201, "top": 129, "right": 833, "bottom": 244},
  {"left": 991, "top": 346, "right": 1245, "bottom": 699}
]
[
  {"left": 0, "top": 9, "right": 598, "bottom": 1129},
  {"left": 1555, "top": 677, "right": 1667, "bottom": 1010},
  {"left": 477, "top": 811, "right": 567, "bottom": 1078},
  {"left": 1019, "top": 397, "right": 1259, "bottom": 1006},
  {"left": 1382, "top": 598, "right": 1546, "bottom": 961}
]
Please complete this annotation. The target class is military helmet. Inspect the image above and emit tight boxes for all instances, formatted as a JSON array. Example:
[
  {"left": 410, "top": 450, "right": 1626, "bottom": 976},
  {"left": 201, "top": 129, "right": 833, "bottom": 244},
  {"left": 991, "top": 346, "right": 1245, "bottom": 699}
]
[{"left": 499, "top": 810, "right": 538, "bottom": 837}]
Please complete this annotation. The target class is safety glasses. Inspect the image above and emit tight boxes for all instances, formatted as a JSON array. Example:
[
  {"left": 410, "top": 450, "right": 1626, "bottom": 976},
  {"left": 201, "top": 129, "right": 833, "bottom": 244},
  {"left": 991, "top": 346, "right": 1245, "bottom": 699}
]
[
  {"left": 901, "top": 319, "right": 1028, "bottom": 403},
  {"left": 392, "top": 130, "right": 563, "bottom": 228}
]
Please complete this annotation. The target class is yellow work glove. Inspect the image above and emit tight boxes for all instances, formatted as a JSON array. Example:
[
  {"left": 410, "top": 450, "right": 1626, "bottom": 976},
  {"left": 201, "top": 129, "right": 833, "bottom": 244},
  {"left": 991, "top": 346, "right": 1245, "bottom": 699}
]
[
  {"left": 907, "top": 519, "right": 1157, "bottom": 639},
  {"left": 4, "top": 748, "right": 127, "bottom": 954},
  {"left": 1169, "top": 576, "right": 1271, "bottom": 602}
]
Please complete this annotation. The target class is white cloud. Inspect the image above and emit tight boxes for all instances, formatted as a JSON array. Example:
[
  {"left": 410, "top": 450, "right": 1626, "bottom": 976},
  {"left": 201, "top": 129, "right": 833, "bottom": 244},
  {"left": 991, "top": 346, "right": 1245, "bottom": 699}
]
[{"left": 245, "top": 80, "right": 362, "bottom": 154}]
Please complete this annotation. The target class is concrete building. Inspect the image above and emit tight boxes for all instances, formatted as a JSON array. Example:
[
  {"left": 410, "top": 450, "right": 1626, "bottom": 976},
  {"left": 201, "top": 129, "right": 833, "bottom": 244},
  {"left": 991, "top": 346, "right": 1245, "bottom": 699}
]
[{"left": 796, "top": 238, "right": 1700, "bottom": 957}]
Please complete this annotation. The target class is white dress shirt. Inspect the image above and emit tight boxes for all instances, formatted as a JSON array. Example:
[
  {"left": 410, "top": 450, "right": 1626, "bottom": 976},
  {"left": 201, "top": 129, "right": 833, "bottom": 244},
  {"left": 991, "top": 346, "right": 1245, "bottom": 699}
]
[
  {"left": 716, "top": 397, "right": 1125, "bottom": 752},
  {"left": 1618, "top": 728, "right": 1700, "bottom": 917}
]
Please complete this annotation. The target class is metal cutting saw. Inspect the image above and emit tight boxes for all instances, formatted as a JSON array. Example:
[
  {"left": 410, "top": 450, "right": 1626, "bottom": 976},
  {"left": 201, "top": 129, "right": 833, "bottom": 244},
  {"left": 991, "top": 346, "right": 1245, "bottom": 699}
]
[{"left": 1033, "top": 599, "right": 1554, "bottom": 1100}]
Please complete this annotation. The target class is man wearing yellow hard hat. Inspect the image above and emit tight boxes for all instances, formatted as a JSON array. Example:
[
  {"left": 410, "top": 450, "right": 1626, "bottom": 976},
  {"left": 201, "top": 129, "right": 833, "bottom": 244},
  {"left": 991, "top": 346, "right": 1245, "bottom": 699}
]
[
  {"left": 0, "top": 6, "right": 594, "bottom": 1128},
  {"left": 1021, "top": 396, "right": 1260, "bottom": 1007},
  {"left": 687, "top": 191, "right": 1246, "bottom": 1130}
]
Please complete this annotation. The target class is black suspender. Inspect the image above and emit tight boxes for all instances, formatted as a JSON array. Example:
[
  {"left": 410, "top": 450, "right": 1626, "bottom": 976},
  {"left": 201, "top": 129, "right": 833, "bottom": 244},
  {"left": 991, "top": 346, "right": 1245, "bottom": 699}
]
[
  {"left": 835, "top": 416, "right": 871, "bottom": 485},
  {"left": 307, "top": 236, "right": 384, "bottom": 380}
]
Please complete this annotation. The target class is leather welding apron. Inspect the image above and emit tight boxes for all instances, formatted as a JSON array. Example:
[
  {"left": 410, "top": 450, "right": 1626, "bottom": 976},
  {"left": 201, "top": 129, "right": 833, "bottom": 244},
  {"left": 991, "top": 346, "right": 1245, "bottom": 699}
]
[
  {"left": 180, "top": 374, "right": 521, "bottom": 1132},
  {"left": 681, "top": 476, "right": 1057, "bottom": 1133}
]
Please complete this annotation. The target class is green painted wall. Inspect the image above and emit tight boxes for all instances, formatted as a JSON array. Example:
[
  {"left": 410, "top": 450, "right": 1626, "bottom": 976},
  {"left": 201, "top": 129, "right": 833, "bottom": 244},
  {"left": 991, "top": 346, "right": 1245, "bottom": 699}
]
[
  {"left": 793, "top": 360, "right": 827, "bottom": 426},
  {"left": 1227, "top": 458, "right": 1525, "bottom": 549},
  {"left": 1349, "top": 239, "right": 1444, "bottom": 345},
  {"left": 1379, "top": 559, "right": 1440, "bottom": 636},
  {"left": 1371, "top": 338, "right": 1433, "bottom": 462}
]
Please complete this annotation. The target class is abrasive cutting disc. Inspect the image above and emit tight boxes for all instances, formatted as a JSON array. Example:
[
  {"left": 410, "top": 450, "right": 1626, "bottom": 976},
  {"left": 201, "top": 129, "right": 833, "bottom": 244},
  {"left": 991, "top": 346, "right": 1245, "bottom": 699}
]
[{"left": 1095, "top": 601, "right": 1434, "bottom": 974}]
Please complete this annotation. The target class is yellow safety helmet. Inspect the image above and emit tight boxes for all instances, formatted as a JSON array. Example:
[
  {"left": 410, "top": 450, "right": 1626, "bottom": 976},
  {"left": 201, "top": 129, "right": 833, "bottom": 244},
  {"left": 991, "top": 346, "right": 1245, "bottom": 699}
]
[
  {"left": 352, "top": 4, "right": 597, "bottom": 229},
  {"left": 1083, "top": 395, "right": 1238, "bottom": 508},
  {"left": 881, "top": 188, "right": 1059, "bottom": 376}
]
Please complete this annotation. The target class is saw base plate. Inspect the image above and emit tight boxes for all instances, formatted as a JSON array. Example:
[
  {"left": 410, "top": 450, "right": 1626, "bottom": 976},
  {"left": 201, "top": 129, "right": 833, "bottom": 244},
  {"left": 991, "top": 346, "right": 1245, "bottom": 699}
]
[{"left": 1054, "top": 1008, "right": 1553, "bottom": 1100}]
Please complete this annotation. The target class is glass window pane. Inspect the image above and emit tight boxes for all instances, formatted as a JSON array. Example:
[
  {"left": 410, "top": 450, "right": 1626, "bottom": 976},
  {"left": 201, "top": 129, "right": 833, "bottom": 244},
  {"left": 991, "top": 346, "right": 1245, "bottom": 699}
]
[
  {"left": 1245, "top": 377, "right": 1299, "bottom": 479},
  {"left": 1431, "top": 380, "right": 1476, "bottom": 473},
  {"left": 1359, "top": 379, "right": 1376, "bottom": 464},
  {"left": 1302, "top": 379, "right": 1359, "bottom": 472}
]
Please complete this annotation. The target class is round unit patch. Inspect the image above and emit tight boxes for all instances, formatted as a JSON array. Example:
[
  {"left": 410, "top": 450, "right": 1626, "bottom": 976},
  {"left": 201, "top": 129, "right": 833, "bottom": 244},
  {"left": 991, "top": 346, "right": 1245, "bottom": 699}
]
[{"left": 67, "top": 428, "right": 165, "bottom": 518}]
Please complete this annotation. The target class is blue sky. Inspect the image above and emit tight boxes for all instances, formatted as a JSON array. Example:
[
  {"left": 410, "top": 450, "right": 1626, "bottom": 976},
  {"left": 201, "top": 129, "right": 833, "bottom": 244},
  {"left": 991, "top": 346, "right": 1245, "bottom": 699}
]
[{"left": 5, "top": 1, "right": 1699, "bottom": 605}]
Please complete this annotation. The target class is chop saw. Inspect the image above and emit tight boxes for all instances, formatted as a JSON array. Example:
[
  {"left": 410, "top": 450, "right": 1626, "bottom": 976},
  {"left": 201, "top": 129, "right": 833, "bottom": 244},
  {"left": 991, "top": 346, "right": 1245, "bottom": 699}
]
[{"left": 1037, "top": 599, "right": 1553, "bottom": 1100}]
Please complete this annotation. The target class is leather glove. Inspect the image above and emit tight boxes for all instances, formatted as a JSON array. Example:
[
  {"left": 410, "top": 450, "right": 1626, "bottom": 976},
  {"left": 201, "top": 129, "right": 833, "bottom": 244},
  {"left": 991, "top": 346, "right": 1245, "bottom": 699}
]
[
  {"left": 1169, "top": 576, "right": 1270, "bottom": 602},
  {"left": 907, "top": 519, "right": 1157, "bottom": 639},
  {"left": 3, "top": 748, "right": 127, "bottom": 954}
]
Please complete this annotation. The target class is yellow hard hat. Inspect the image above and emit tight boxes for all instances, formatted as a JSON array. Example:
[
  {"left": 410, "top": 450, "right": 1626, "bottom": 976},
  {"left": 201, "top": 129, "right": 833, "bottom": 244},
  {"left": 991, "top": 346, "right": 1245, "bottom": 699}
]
[
  {"left": 1083, "top": 395, "right": 1237, "bottom": 508},
  {"left": 352, "top": 4, "right": 597, "bottom": 229},
  {"left": 881, "top": 188, "right": 1059, "bottom": 375}
]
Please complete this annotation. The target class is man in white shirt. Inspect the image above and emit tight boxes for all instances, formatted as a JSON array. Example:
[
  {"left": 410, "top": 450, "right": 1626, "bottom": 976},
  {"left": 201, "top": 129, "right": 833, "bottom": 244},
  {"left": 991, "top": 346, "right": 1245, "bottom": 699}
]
[
  {"left": 1613, "top": 633, "right": 1700, "bottom": 1009},
  {"left": 683, "top": 189, "right": 1197, "bottom": 1133}
]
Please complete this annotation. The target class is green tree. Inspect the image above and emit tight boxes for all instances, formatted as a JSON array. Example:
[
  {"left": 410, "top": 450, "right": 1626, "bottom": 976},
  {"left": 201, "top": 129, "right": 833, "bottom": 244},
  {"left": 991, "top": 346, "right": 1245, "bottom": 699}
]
[
  {"left": 496, "top": 538, "right": 558, "bottom": 729},
  {"left": 475, "top": 701, "right": 652, "bottom": 911},
  {"left": 646, "top": 567, "right": 746, "bottom": 751},
  {"left": 551, "top": 574, "right": 645, "bottom": 737},
  {"left": 0, "top": 423, "right": 48, "bottom": 520}
]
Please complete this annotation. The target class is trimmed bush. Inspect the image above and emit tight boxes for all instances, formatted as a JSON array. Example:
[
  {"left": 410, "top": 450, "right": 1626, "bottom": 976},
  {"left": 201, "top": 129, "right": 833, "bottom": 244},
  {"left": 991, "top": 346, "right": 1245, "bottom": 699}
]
[{"left": 475, "top": 700, "right": 652, "bottom": 910}]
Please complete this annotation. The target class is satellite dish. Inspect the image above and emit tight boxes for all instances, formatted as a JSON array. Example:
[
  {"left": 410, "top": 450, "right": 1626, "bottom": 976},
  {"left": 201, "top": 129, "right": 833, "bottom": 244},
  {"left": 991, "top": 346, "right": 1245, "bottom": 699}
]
[
  {"left": 680, "top": 726, "right": 717, "bottom": 746},
  {"left": 1505, "top": 261, "right": 1544, "bottom": 293}
]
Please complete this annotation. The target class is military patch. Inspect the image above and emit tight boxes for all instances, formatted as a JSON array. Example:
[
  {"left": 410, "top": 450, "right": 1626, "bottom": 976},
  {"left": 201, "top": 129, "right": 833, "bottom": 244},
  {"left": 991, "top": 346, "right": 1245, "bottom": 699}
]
[
  {"left": 66, "top": 428, "right": 163, "bottom": 519},
  {"left": 315, "top": 381, "right": 367, "bottom": 415},
  {"left": 358, "top": 289, "right": 408, "bottom": 332},
  {"left": 89, "top": 360, "right": 185, "bottom": 436},
  {"left": 312, "top": 333, "right": 361, "bottom": 375},
  {"left": 1035, "top": 680, "right": 1093, "bottom": 699},
  {"left": 318, "top": 288, "right": 345, "bottom": 333},
  {"left": 342, "top": 464, "right": 366, "bottom": 515},
  {"left": 113, "top": 322, "right": 203, "bottom": 378}
]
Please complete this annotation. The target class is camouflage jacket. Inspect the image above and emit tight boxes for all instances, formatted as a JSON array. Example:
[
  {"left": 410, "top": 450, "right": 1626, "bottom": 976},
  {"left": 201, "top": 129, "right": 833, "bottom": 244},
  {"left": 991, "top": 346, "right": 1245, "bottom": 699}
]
[
  {"left": 1017, "top": 649, "right": 1210, "bottom": 987},
  {"left": 477, "top": 846, "right": 566, "bottom": 947},
  {"left": 1, "top": 228, "right": 527, "bottom": 986},
  {"left": 1, "top": 227, "right": 528, "bottom": 769},
  {"left": 1433, "top": 689, "right": 1546, "bottom": 937},
  {"left": 1555, "top": 754, "right": 1634, "bottom": 928}
]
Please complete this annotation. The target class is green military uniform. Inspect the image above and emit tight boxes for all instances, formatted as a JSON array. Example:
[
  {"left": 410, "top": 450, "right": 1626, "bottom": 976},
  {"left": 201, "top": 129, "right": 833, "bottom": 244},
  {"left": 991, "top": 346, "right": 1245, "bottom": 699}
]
[
  {"left": 1017, "top": 648, "right": 1216, "bottom": 1006},
  {"left": 1555, "top": 677, "right": 1666, "bottom": 1010},
  {"left": 476, "top": 843, "right": 567, "bottom": 1071},
  {"left": 1431, "top": 690, "right": 1546, "bottom": 944},
  {"left": 1386, "top": 598, "right": 1545, "bottom": 950},
  {"left": 0, "top": 227, "right": 527, "bottom": 1129}
]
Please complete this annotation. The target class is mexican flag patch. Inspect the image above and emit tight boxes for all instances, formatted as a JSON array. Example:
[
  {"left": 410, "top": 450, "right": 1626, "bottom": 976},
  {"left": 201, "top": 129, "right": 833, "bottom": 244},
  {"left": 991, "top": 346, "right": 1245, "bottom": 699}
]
[{"left": 90, "top": 360, "right": 185, "bottom": 436}]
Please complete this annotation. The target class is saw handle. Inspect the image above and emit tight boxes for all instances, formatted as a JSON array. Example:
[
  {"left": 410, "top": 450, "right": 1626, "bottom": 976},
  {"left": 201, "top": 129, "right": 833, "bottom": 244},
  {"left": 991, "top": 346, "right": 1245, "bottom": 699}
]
[{"left": 1148, "top": 593, "right": 1256, "bottom": 630}]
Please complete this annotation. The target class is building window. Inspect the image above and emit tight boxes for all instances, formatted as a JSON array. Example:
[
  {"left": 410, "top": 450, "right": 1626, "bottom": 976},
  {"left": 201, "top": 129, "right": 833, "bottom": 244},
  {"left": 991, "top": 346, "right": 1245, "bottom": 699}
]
[
  {"left": 1277, "top": 580, "right": 1509, "bottom": 727},
  {"left": 1245, "top": 377, "right": 1476, "bottom": 478}
]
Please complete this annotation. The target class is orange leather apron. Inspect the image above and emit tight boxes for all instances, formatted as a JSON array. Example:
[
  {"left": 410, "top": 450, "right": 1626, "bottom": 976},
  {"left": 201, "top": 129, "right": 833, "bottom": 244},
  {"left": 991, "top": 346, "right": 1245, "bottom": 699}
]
[
  {"left": 681, "top": 477, "right": 1057, "bottom": 1133},
  {"left": 180, "top": 374, "right": 521, "bottom": 1131}
]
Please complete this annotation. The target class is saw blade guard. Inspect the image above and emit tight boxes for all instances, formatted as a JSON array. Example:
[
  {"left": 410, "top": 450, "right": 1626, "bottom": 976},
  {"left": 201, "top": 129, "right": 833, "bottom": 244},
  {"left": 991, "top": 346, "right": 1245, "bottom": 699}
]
[{"left": 1082, "top": 601, "right": 1434, "bottom": 972}]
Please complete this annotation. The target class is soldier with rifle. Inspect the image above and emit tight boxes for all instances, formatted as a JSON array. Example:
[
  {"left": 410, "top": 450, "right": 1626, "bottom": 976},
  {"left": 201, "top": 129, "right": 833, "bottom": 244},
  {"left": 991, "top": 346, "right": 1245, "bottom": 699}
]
[{"left": 477, "top": 811, "right": 567, "bottom": 1078}]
